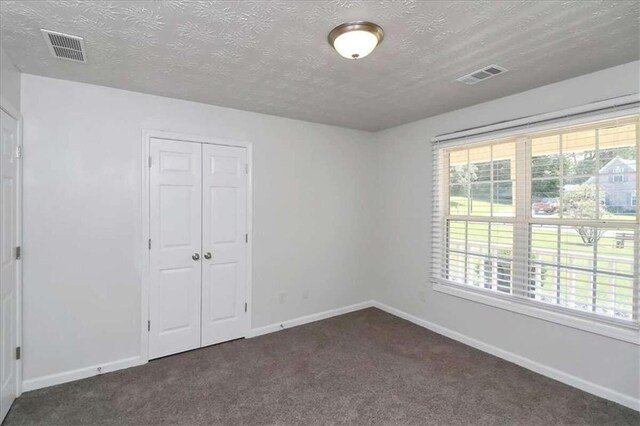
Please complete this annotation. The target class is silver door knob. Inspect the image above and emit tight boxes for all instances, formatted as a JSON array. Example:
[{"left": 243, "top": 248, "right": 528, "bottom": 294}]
[
  {"left": 192, "top": 253, "right": 200, "bottom": 261},
  {"left": 204, "top": 252, "right": 212, "bottom": 259}
]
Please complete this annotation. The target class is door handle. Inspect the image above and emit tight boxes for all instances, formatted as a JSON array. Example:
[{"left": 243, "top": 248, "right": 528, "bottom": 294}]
[
  {"left": 204, "top": 252, "right": 212, "bottom": 260},
  {"left": 192, "top": 253, "right": 200, "bottom": 261}
]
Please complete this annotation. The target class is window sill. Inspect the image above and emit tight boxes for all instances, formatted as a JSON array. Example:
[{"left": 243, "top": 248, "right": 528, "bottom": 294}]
[{"left": 433, "top": 281, "right": 639, "bottom": 345}]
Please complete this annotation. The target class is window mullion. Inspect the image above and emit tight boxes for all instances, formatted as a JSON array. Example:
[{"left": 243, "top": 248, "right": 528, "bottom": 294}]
[
  {"left": 512, "top": 137, "right": 530, "bottom": 297},
  {"left": 439, "top": 149, "right": 450, "bottom": 282},
  {"left": 634, "top": 119, "right": 640, "bottom": 322}
]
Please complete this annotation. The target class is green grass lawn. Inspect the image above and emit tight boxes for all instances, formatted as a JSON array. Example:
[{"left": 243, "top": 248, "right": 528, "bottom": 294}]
[
  {"left": 448, "top": 196, "right": 636, "bottom": 221},
  {"left": 446, "top": 196, "right": 636, "bottom": 319},
  {"left": 449, "top": 196, "right": 514, "bottom": 216}
]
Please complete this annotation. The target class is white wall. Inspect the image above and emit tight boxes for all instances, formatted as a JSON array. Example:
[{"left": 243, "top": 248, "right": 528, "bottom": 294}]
[
  {"left": 19, "top": 61, "right": 640, "bottom": 408},
  {"left": 374, "top": 61, "right": 640, "bottom": 406},
  {"left": 20, "top": 74, "right": 377, "bottom": 383},
  {"left": 1, "top": 46, "right": 20, "bottom": 111}
]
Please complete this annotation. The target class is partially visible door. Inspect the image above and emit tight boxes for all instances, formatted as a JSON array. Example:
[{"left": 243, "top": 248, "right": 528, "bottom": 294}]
[
  {"left": 149, "top": 138, "right": 202, "bottom": 359},
  {"left": 0, "top": 109, "right": 18, "bottom": 422},
  {"left": 200, "top": 144, "right": 248, "bottom": 346}
]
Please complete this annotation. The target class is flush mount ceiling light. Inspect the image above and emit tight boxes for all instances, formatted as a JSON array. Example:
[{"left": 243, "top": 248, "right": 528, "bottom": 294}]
[{"left": 328, "top": 21, "right": 384, "bottom": 60}]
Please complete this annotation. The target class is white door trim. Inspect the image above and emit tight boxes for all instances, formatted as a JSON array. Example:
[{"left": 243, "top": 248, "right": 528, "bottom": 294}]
[
  {"left": 0, "top": 96, "right": 20, "bottom": 123},
  {"left": 140, "top": 130, "right": 253, "bottom": 363},
  {"left": 1, "top": 96, "right": 23, "bottom": 399}
]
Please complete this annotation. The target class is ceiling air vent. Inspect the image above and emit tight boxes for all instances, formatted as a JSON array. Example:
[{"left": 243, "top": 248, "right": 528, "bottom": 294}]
[
  {"left": 456, "top": 64, "right": 507, "bottom": 85},
  {"left": 41, "top": 29, "right": 87, "bottom": 63}
]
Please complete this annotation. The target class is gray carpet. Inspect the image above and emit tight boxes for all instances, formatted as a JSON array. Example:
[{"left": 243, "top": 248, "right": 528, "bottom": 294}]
[{"left": 4, "top": 308, "right": 638, "bottom": 425}]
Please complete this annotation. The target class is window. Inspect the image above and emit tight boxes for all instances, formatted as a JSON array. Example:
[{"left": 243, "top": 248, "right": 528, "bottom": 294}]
[{"left": 435, "top": 116, "right": 639, "bottom": 328}]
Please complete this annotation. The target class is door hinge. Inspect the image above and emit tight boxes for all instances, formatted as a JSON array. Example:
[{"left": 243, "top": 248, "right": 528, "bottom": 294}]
[
  {"left": 15, "top": 146, "right": 22, "bottom": 159},
  {"left": 148, "top": 239, "right": 151, "bottom": 250},
  {"left": 245, "top": 234, "right": 248, "bottom": 243},
  {"left": 16, "top": 347, "right": 21, "bottom": 360},
  {"left": 148, "top": 156, "right": 152, "bottom": 168},
  {"left": 148, "top": 320, "right": 150, "bottom": 332},
  {"left": 244, "top": 302, "right": 247, "bottom": 313},
  {"left": 15, "top": 246, "right": 21, "bottom": 260}
]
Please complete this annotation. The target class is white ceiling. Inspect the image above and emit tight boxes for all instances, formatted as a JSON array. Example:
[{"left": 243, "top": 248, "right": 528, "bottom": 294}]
[{"left": 1, "top": 1, "right": 638, "bottom": 131}]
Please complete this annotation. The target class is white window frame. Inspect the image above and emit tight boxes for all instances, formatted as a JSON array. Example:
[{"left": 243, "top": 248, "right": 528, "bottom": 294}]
[{"left": 432, "top": 109, "right": 640, "bottom": 345}]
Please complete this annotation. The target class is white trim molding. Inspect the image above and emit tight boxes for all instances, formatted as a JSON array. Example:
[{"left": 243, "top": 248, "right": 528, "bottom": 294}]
[
  {"left": 1, "top": 96, "right": 23, "bottom": 399},
  {"left": 433, "top": 283, "right": 639, "bottom": 344},
  {"left": 20, "top": 299, "right": 638, "bottom": 412},
  {"left": 0, "top": 95, "right": 20, "bottom": 121},
  {"left": 21, "top": 301, "right": 375, "bottom": 391},
  {"left": 371, "top": 301, "right": 640, "bottom": 412},
  {"left": 22, "top": 356, "right": 143, "bottom": 392},
  {"left": 247, "top": 301, "right": 374, "bottom": 338},
  {"left": 431, "top": 110, "right": 640, "bottom": 346},
  {"left": 434, "top": 93, "right": 639, "bottom": 143}
]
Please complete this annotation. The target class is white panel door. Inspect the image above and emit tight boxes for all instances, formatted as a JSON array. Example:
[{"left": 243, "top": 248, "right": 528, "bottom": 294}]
[
  {"left": 201, "top": 144, "right": 248, "bottom": 346},
  {"left": 0, "top": 109, "right": 18, "bottom": 422},
  {"left": 149, "top": 138, "right": 202, "bottom": 359}
]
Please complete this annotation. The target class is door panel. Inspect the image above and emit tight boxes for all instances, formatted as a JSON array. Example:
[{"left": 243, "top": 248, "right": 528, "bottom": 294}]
[
  {"left": 207, "top": 263, "right": 237, "bottom": 321},
  {"left": 149, "top": 139, "right": 202, "bottom": 359},
  {"left": 160, "top": 186, "right": 194, "bottom": 247},
  {"left": 158, "top": 267, "right": 195, "bottom": 333},
  {"left": 210, "top": 187, "right": 237, "bottom": 243},
  {"left": 0, "top": 109, "right": 18, "bottom": 422},
  {"left": 201, "top": 144, "right": 248, "bottom": 346}
]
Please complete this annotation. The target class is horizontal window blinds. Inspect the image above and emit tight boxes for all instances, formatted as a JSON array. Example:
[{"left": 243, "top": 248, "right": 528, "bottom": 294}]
[{"left": 432, "top": 113, "right": 639, "bottom": 327}]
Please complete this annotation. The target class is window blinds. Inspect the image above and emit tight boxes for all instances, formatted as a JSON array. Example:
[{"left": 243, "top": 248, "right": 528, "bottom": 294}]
[{"left": 431, "top": 105, "right": 639, "bottom": 328}]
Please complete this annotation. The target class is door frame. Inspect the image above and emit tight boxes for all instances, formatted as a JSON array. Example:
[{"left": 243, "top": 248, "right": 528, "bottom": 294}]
[
  {"left": 0, "top": 95, "right": 23, "bottom": 398},
  {"left": 140, "top": 130, "right": 253, "bottom": 363}
]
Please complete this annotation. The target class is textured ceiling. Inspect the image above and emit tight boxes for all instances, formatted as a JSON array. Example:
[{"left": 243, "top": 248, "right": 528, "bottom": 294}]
[{"left": 1, "top": 1, "right": 639, "bottom": 131}]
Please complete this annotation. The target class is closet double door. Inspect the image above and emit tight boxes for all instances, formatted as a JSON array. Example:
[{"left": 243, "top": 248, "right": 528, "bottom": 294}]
[{"left": 149, "top": 138, "right": 248, "bottom": 360}]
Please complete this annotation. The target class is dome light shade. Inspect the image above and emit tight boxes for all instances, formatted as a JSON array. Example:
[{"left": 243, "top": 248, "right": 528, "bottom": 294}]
[{"left": 328, "top": 21, "right": 384, "bottom": 60}]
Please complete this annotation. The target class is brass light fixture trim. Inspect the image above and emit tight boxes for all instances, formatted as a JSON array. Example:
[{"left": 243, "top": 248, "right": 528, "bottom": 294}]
[{"left": 328, "top": 21, "right": 384, "bottom": 59}]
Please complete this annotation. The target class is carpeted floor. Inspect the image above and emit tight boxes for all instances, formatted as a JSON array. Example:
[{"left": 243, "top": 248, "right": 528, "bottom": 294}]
[{"left": 4, "top": 308, "right": 638, "bottom": 425}]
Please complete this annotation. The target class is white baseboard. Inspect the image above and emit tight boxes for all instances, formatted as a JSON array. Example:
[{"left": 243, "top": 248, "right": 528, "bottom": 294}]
[
  {"left": 22, "top": 302, "right": 375, "bottom": 393},
  {"left": 23, "top": 356, "right": 144, "bottom": 392},
  {"left": 371, "top": 301, "right": 640, "bottom": 412},
  {"left": 21, "top": 300, "right": 639, "bottom": 412},
  {"left": 247, "top": 300, "right": 374, "bottom": 338}
]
